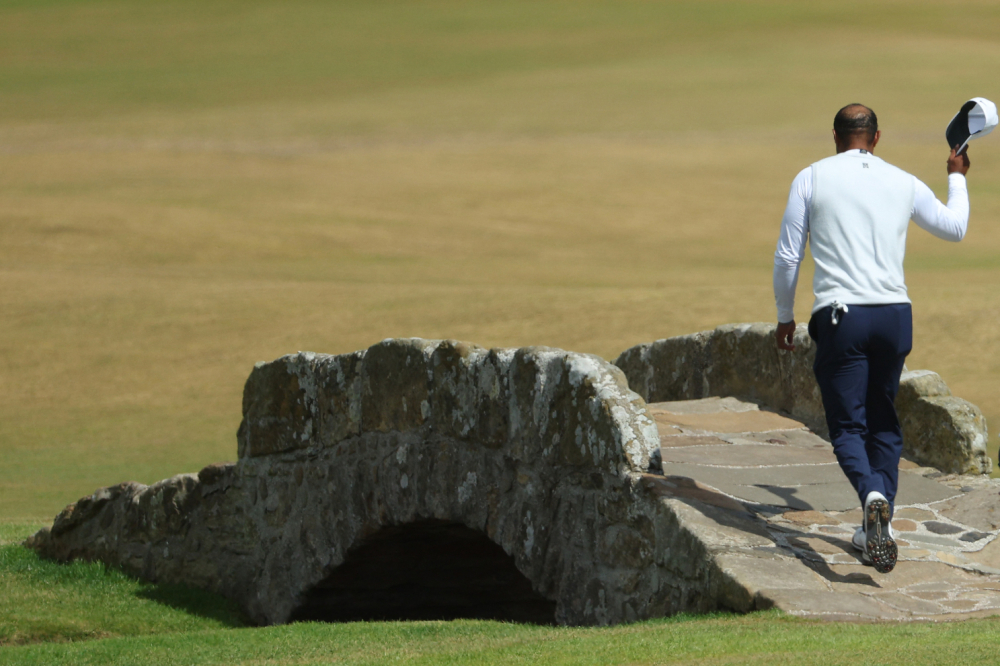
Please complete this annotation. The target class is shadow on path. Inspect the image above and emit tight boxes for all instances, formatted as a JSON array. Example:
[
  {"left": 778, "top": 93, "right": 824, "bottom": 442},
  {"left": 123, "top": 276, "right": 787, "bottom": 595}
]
[
  {"left": 647, "top": 474, "right": 881, "bottom": 589},
  {"left": 751, "top": 484, "right": 813, "bottom": 511}
]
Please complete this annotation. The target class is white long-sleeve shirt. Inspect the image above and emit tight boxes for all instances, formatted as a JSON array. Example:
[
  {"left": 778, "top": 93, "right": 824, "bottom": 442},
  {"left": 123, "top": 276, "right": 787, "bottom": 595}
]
[{"left": 773, "top": 150, "right": 969, "bottom": 323}]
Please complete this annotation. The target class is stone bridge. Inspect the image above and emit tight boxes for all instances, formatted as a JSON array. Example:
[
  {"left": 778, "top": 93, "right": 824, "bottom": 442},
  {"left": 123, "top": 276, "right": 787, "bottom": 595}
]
[{"left": 26, "top": 325, "right": 1000, "bottom": 625}]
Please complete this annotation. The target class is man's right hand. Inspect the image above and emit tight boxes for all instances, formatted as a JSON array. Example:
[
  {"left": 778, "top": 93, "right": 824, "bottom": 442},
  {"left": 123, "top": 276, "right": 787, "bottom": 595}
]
[
  {"left": 776, "top": 321, "right": 796, "bottom": 351},
  {"left": 948, "top": 146, "right": 971, "bottom": 176}
]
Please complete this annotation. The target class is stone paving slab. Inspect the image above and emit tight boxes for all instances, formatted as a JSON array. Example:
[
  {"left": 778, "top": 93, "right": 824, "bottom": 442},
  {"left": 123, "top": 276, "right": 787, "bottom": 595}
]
[
  {"left": 658, "top": 434, "right": 732, "bottom": 448},
  {"left": 661, "top": 461, "right": 857, "bottom": 511},
  {"left": 651, "top": 409, "right": 806, "bottom": 435},
  {"left": 937, "top": 488, "right": 1000, "bottom": 532},
  {"left": 660, "top": 443, "right": 838, "bottom": 467},
  {"left": 651, "top": 397, "right": 761, "bottom": 414},
  {"left": 647, "top": 397, "right": 1000, "bottom": 622},
  {"left": 717, "top": 429, "right": 832, "bottom": 449}
]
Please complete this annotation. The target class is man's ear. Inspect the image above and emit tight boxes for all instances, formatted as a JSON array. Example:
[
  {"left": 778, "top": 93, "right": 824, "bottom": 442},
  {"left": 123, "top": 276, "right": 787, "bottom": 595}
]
[
  {"left": 833, "top": 129, "right": 842, "bottom": 153},
  {"left": 871, "top": 130, "right": 881, "bottom": 150}
]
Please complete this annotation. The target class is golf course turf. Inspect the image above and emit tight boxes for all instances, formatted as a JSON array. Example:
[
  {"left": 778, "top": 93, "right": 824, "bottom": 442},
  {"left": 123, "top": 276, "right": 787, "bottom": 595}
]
[{"left": 2, "top": 0, "right": 1000, "bottom": 662}]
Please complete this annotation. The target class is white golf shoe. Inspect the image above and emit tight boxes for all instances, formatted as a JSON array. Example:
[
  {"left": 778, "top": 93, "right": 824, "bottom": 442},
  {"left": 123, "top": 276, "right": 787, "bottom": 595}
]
[{"left": 856, "top": 491, "right": 897, "bottom": 573}]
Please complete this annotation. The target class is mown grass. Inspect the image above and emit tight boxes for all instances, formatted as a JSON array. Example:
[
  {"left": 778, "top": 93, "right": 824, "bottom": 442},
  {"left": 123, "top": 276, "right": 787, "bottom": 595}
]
[
  {"left": 3, "top": 523, "right": 1000, "bottom": 664},
  {"left": 4, "top": 606, "right": 1000, "bottom": 666},
  {"left": 0, "top": 524, "right": 247, "bottom": 646}
]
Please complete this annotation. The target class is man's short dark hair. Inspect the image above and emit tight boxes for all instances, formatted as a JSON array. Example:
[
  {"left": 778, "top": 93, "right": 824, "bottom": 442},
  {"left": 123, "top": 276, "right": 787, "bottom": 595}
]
[{"left": 834, "top": 104, "right": 878, "bottom": 142}]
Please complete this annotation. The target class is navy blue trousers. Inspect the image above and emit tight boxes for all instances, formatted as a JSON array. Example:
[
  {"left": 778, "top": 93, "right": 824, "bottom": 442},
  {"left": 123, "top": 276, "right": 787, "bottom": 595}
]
[{"left": 809, "top": 303, "right": 912, "bottom": 515}]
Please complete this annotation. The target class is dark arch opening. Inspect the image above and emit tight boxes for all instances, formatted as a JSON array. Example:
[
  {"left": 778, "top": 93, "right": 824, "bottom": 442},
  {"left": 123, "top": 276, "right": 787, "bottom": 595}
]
[{"left": 289, "top": 520, "right": 556, "bottom": 624}]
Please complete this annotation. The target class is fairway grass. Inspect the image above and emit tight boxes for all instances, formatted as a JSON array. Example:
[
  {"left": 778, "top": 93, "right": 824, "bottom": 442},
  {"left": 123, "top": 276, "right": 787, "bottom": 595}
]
[
  {"left": 3, "top": 519, "right": 1000, "bottom": 664},
  {"left": 3, "top": 0, "right": 1000, "bottom": 522},
  {"left": 0, "top": 524, "right": 247, "bottom": 646}
]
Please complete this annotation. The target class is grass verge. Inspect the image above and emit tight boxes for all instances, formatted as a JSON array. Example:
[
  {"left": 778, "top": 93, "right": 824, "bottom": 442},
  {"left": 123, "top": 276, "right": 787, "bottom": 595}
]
[
  {"left": 3, "top": 524, "right": 1000, "bottom": 664},
  {"left": 3, "top": 612, "right": 1000, "bottom": 666},
  {"left": 0, "top": 524, "right": 247, "bottom": 646}
]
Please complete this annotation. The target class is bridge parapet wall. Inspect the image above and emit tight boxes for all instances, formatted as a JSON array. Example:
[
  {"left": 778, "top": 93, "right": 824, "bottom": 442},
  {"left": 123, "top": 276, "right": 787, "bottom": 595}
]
[{"left": 615, "top": 323, "right": 990, "bottom": 475}]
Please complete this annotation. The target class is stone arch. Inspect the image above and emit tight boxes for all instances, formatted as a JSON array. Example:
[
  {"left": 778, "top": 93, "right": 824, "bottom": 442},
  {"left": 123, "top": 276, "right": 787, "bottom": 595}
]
[
  {"left": 234, "top": 339, "right": 663, "bottom": 624},
  {"left": 27, "top": 337, "right": 764, "bottom": 626},
  {"left": 288, "top": 520, "right": 556, "bottom": 623}
]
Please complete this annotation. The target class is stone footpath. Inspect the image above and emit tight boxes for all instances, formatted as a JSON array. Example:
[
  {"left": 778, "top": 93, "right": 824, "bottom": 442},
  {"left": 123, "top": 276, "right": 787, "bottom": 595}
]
[{"left": 647, "top": 397, "right": 1000, "bottom": 621}]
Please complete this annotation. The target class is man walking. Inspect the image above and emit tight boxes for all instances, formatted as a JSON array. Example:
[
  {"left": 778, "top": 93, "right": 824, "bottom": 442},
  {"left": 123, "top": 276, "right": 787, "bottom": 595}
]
[{"left": 773, "top": 104, "right": 971, "bottom": 573}]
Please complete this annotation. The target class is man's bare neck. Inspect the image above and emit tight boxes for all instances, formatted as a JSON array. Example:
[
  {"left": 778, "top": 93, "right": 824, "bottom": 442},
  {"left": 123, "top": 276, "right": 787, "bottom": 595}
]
[{"left": 837, "top": 142, "right": 875, "bottom": 154}]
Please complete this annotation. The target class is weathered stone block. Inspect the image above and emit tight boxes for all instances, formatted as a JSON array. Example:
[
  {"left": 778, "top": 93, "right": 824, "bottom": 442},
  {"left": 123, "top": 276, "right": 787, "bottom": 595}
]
[
  {"left": 360, "top": 339, "right": 434, "bottom": 433},
  {"left": 428, "top": 340, "right": 488, "bottom": 441},
  {"left": 315, "top": 351, "right": 364, "bottom": 446},
  {"left": 470, "top": 349, "right": 513, "bottom": 449},
  {"left": 705, "top": 324, "right": 783, "bottom": 406},
  {"left": 197, "top": 462, "right": 234, "bottom": 487},
  {"left": 897, "top": 369, "right": 951, "bottom": 402},
  {"left": 239, "top": 353, "right": 324, "bottom": 458},
  {"left": 900, "top": 395, "right": 990, "bottom": 475},
  {"left": 624, "top": 331, "right": 711, "bottom": 403}
]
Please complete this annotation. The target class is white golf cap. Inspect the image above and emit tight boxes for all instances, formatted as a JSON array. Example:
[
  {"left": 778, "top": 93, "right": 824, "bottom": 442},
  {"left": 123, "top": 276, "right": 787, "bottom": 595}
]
[{"left": 946, "top": 97, "right": 998, "bottom": 152}]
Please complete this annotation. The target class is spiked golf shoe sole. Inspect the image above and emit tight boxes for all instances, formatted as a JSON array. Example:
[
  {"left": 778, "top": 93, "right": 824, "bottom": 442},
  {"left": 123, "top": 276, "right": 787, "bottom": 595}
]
[{"left": 865, "top": 498, "right": 897, "bottom": 573}]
